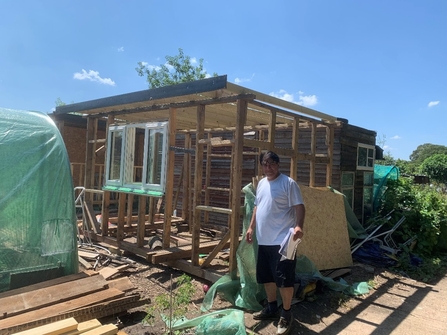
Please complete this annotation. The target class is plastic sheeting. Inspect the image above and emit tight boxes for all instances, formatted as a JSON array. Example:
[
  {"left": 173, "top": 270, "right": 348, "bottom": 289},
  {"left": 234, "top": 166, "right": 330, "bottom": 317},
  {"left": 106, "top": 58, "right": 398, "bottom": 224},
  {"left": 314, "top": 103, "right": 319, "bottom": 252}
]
[
  {"left": 0, "top": 108, "right": 78, "bottom": 292},
  {"left": 201, "top": 183, "right": 370, "bottom": 315}
]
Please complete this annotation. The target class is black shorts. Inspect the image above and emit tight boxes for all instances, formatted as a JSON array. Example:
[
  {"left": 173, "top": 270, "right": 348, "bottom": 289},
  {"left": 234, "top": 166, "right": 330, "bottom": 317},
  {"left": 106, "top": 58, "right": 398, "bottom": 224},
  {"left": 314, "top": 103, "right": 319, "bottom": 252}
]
[{"left": 256, "top": 245, "right": 296, "bottom": 288}]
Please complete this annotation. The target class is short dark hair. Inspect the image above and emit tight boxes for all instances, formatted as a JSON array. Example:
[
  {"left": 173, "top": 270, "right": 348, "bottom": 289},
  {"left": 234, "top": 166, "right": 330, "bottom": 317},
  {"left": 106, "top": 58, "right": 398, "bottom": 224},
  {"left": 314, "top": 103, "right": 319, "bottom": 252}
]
[{"left": 260, "top": 151, "right": 280, "bottom": 164}]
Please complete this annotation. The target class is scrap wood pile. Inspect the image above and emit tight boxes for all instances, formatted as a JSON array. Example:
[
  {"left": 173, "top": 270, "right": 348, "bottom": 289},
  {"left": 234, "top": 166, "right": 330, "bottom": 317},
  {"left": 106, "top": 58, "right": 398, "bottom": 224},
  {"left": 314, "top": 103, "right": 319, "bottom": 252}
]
[{"left": 0, "top": 262, "right": 148, "bottom": 335}]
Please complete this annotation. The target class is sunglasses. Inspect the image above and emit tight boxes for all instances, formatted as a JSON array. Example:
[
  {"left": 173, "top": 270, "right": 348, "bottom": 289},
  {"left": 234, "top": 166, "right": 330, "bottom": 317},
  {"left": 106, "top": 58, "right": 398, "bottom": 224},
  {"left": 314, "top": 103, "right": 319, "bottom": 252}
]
[{"left": 261, "top": 161, "right": 278, "bottom": 167}]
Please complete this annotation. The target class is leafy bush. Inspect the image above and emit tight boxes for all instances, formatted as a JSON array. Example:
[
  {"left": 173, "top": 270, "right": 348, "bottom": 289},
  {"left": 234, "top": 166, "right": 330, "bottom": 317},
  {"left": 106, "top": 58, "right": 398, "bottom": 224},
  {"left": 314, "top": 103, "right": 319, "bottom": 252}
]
[{"left": 379, "top": 178, "right": 447, "bottom": 256}]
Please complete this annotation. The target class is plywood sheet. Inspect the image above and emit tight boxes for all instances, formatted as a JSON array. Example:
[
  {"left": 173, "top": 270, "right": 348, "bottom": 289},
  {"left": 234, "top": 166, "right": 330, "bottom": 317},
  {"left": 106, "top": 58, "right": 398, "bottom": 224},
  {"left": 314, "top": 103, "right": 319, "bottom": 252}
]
[{"left": 297, "top": 185, "right": 352, "bottom": 270}]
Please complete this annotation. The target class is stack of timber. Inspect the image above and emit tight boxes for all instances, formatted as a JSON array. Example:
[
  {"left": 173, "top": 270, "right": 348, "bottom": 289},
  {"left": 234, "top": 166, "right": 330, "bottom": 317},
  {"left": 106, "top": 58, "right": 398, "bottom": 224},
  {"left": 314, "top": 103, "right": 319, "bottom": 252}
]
[
  {"left": 9, "top": 317, "right": 125, "bottom": 335},
  {"left": 0, "top": 271, "right": 148, "bottom": 335}
]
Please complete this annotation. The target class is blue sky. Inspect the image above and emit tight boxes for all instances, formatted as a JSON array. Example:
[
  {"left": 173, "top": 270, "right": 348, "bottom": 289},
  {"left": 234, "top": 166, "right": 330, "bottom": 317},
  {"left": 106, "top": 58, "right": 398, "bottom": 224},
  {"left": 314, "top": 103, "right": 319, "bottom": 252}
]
[{"left": 1, "top": 1, "right": 446, "bottom": 160}]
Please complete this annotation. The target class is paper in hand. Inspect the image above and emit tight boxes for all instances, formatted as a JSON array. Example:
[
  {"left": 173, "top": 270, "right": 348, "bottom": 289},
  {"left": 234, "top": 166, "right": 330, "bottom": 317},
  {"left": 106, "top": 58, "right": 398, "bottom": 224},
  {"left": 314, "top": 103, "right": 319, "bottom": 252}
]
[{"left": 279, "top": 227, "right": 301, "bottom": 261}]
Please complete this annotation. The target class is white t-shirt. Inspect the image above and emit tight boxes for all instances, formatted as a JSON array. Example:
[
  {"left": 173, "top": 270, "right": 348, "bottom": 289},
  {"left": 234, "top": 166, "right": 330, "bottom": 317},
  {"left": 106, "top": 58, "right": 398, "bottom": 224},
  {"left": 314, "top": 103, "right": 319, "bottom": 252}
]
[{"left": 254, "top": 173, "right": 304, "bottom": 245}]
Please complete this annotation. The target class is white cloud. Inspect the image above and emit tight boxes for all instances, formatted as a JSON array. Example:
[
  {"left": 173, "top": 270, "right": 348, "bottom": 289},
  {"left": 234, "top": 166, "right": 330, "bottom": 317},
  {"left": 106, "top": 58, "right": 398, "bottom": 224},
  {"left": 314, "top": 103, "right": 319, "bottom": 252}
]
[
  {"left": 428, "top": 101, "right": 440, "bottom": 107},
  {"left": 118, "top": 46, "right": 124, "bottom": 52},
  {"left": 190, "top": 57, "right": 197, "bottom": 65},
  {"left": 269, "top": 90, "right": 318, "bottom": 107},
  {"left": 234, "top": 74, "right": 255, "bottom": 84},
  {"left": 390, "top": 135, "right": 401, "bottom": 140},
  {"left": 73, "top": 69, "right": 116, "bottom": 86}
]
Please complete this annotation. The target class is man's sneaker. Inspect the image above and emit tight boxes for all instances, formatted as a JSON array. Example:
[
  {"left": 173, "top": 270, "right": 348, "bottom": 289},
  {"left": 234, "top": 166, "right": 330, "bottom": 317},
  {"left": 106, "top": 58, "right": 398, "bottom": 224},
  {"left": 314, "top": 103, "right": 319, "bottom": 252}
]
[
  {"left": 253, "top": 306, "right": 279, "bottom": 320},
  {"left": 277, "top": 315, "right": 293, "bottom": 335}
]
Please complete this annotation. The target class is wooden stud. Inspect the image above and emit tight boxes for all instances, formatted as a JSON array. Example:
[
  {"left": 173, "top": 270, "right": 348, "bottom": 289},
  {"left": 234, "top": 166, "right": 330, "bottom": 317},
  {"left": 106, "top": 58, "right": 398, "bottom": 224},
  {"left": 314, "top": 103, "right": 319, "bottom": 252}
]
[
  {"left": 117, "top": 193, "right": 126, "bottom": 243},
  {"left": 137, "top": 195, "right": 147, "bottom": 247},
  {"left": 101, "top": 115, "right": 114, "bottom": 236},
  {"left": 290, "top": 117, "right": 299, "bottom": 181},
  {"left": 182, "top": 133, "right": 191, "bottom": 225},
  {"left": 268, "top": 110, "right": 276, "bottom": 150},
  {"left": 192, "top": 105, "right": 205, "bottom": 266},
  {"left": 229, "top": 99, "right": 247, "bottom": 276},
  {"left": 163, "top": 107, "right": 176, "bottom": 248},
  {"left": 204, "top": 133, "right": 212, "bottom": 224}
]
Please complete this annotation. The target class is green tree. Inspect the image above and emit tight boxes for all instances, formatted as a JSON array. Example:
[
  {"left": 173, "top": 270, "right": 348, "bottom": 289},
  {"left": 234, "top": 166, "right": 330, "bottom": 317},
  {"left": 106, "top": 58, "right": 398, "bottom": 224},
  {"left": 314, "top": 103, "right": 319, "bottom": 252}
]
[
  {"left": 420, "top": 154, "right": 447, "bottom": 183},
  {"left": 55, "top": 97, "right": 66, "bottom": 106},
  {"left": 136, "top": 48, "right": 217, "bottom": 88},
  {"left": 409, "top": 143, "right": 447, "bottom": 164}
]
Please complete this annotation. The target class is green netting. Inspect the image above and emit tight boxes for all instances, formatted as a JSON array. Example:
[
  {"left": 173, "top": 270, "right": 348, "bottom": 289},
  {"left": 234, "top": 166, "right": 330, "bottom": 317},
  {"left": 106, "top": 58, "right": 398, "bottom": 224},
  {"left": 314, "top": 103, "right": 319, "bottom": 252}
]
[
  {"left": 373, "top": 165, "right": 400, "bottom": 211},
  {"left": 0, "top": 108, "right": 78, "bottom": 292}
]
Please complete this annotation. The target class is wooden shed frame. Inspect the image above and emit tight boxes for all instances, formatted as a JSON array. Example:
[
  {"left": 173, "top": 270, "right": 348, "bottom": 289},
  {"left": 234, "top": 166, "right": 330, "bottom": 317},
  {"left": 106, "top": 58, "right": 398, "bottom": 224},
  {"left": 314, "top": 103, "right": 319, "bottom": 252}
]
[{"left": 55, "top": 75, "right": 343, "bottom": 281}]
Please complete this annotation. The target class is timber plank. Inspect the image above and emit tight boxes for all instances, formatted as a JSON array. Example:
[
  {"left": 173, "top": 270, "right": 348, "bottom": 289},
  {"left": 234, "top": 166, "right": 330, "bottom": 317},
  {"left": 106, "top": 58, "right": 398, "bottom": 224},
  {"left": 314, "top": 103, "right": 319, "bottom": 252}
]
[
  {"left": 98, "top": 265, "right": 129, "bottom": 280},
  {"left": 0, "top": 272, "right": 97, "bottom": 299},
  {"left": 63, "top": 319, "right": 102, "bottom": 335},
  {"left": 0, "top": 288, "right": 125, "bottom": 332},
  {"left": 11, "top": 317, "right": 78, "bottom": 335},
  {"left": 81, "top": 324, "right": 118, "bottom": 335},
  {"left": 106, "top": 277, "right": 134, "bottom": 292},
  {"left": 0, "top": 275, "right": 108, "bottom": 318},
  {"left": 151, "top": 240, "right": 231, "bottom": 264}
]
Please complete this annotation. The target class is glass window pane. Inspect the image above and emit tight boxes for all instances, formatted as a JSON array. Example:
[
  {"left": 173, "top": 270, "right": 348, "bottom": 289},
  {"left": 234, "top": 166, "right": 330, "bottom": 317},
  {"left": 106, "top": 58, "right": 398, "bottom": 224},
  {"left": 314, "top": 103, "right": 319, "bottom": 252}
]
[
  {"left": 368, "top": 148, "right": 374, "bottom": 158},
  {"left": 146, "top": 130, "right": 164, "bottom": 185},
  {"left": 364, "top": 172, "right": 374, "bottom": 186},
  {"left": 342, "top": 173, "right": 354, "bottom": 186},
  {"left": 363, "top": 187, "right": 373, "bottom": 204},
  {"left": 358, "top": 147, "right": 367, "bottom": 167},
  {"left": 108, "top": 131, "right": 123, "bottom": 180}
]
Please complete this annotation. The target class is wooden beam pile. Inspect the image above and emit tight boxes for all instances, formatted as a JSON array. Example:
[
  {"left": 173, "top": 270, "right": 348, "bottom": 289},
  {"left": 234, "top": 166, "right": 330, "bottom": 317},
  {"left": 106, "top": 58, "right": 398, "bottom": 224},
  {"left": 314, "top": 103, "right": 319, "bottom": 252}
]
[{"left": 0, "top": 271, "right": 148, "bottom": 335}]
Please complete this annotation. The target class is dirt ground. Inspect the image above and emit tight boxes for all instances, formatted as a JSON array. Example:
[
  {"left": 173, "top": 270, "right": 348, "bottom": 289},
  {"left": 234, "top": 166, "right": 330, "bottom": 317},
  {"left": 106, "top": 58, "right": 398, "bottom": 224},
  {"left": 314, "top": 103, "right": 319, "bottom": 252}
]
[{"left": 97, "top": 254, "right": 446, "bottom": 335}]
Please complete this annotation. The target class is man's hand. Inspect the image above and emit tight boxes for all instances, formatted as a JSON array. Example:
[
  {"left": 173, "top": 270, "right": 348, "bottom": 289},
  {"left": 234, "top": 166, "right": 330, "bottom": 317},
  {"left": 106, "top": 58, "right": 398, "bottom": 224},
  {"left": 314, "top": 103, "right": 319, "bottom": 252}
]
[
  {"left": 245, "top": 227, "right": 254, "bottom": 244},
  {"left": 293, "top": 226, "right": 304, "bottom": 241}
]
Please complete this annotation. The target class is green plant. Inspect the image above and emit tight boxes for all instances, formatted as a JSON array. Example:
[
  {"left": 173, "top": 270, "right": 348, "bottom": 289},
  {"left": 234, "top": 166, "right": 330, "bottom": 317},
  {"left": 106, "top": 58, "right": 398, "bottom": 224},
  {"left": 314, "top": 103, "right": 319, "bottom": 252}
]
[{"left": 143, "top": 273, "right": 196, "bottom": 334}]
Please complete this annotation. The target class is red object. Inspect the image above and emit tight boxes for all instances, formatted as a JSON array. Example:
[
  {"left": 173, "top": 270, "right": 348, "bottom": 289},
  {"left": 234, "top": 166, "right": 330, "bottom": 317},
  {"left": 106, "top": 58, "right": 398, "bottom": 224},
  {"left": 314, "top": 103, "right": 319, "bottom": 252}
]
[{"left": 203, "top": 284, "right": 209, "bottom": 293}]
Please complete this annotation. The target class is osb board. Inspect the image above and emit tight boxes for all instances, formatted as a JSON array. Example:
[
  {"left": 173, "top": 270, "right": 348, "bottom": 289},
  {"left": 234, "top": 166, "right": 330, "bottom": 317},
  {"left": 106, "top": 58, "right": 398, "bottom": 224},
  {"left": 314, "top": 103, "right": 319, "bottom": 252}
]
[{"left": 298, "top": 185, "right": 352, "bottom": 270}]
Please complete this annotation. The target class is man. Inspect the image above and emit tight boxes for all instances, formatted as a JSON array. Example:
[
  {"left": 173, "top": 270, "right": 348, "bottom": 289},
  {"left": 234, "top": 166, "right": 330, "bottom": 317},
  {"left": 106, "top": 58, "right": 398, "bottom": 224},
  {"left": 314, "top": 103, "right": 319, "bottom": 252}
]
[{"left": 246, "top": 151, "right": 305, "bottom": 335}]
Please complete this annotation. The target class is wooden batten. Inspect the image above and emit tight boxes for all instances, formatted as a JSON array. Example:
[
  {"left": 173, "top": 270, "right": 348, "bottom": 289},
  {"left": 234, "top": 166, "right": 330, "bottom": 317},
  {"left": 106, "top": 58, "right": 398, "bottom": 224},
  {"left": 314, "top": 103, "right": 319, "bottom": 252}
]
[
  {"left": 290, "top": 118, "right": 299, "bottom": 180},
  {"left": 309, "top": 122, "right": 317, "bottom": 187}
]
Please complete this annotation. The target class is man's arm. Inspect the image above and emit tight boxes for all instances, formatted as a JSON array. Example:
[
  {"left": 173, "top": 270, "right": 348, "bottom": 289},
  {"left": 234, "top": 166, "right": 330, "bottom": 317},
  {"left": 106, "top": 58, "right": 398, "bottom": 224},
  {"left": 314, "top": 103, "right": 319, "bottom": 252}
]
[
  {"left": 245, "top": 206, "right": 257, "bottom": 243},
  {"left": 293, "top": 204, "right": 305, "bottom": 241}
]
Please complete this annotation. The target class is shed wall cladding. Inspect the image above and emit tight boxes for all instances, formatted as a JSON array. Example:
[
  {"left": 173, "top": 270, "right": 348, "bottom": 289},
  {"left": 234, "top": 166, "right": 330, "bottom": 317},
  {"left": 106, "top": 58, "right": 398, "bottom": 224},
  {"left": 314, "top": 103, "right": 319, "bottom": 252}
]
[{"left": 338, "top": 122, "right": 377, "bottom": 220}]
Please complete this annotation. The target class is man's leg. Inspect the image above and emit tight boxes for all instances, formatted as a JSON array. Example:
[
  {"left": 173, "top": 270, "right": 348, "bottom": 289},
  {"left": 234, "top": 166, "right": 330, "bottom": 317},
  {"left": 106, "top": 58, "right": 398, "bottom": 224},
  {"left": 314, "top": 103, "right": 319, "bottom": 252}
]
[
  {"left": 279, "top": 286, "right": 294, "bottom": 310},
  {"left": 264, "top": 282, "right": 278, "bottom": 302}
]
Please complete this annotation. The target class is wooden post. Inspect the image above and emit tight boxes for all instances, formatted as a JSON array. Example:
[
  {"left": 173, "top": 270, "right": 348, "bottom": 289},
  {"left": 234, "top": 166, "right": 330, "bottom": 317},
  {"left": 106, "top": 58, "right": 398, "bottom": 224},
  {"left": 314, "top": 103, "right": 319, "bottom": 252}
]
[
  {"left": 101, "top": 115, "right": 114, "bottom": 236},
  {"left": 268, "top": 110, "right": 276, "bottom": 150},
  {"left": 163, "top": 107, "right": 177, "bottom": 248},
  {"left": 126, "top": 194, "right": 134, "bottom": 227},
  {"left": 229, "top": 99, "right": 247, "bottom": 276},
  {"left": 84, "top": 117, "right": 97, "bottom": 203},
  {"left": 192, "top": 105, "right": 205, "bottom": 266},
  {"left": 117, "top": 193, "right": 126, "bottom": 244},
  {"left": 182, "top": 133, "right": 191, "bottom": 225},
  {"left": 290, "top": 118, "right": 299, "bottom": 181},
  {"left": 137, "top": 195, "right": 147, "bottom": 247},
  {"left": 204, "top": 133, "right": 212, "bottom": 224}
]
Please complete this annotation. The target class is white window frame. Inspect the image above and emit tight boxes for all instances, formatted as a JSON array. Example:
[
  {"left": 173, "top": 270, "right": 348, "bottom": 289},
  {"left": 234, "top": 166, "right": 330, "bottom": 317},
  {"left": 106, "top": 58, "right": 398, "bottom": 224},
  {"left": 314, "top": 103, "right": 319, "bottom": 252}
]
[
  {"left": 357, "top": 143, "right": 375, "bottom": 171},
  {"left": 105, "top": 122, "right": 169, "bottom": 193}
]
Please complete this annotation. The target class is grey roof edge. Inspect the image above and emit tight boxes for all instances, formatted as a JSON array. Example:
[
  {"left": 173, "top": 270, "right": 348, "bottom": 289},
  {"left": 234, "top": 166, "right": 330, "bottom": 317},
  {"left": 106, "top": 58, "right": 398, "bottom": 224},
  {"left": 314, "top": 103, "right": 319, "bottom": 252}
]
[{"left": 54, "top": 75, "right": 228, "bottom": 115}]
